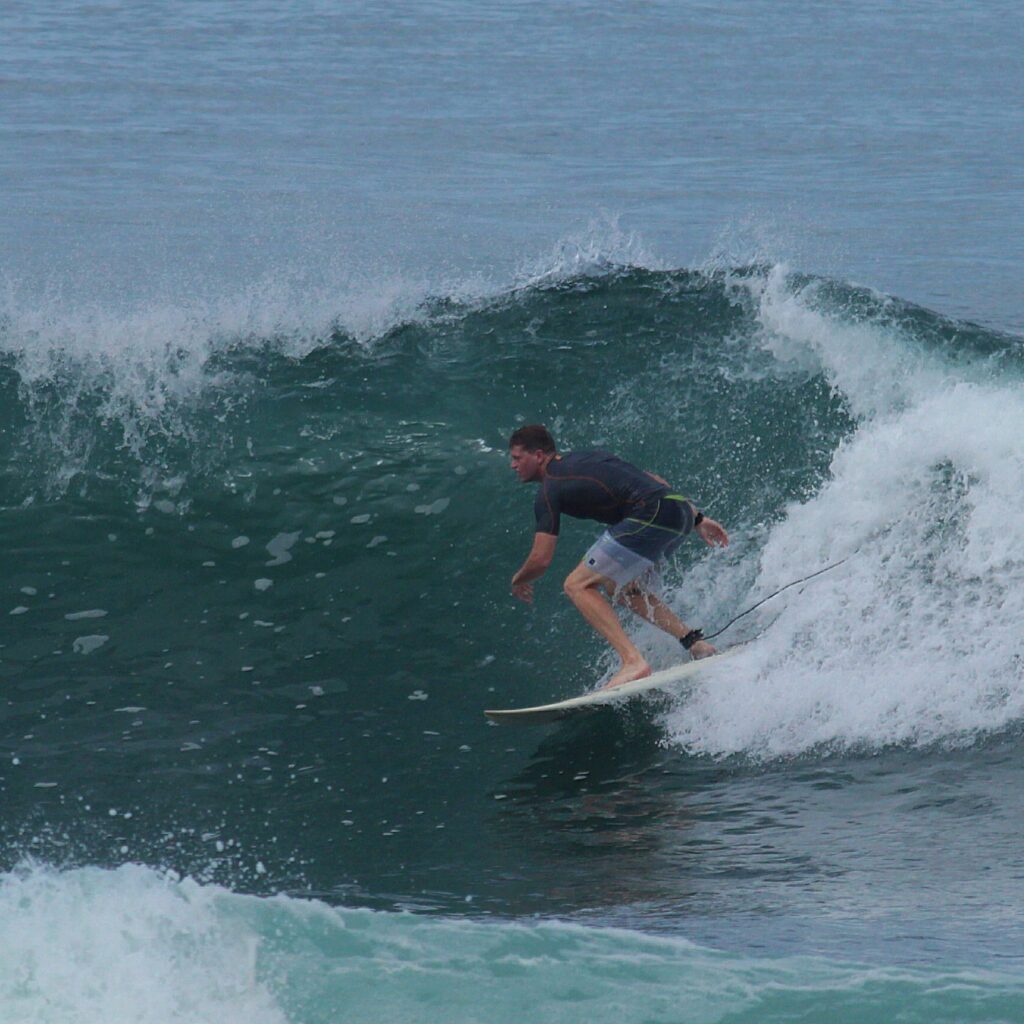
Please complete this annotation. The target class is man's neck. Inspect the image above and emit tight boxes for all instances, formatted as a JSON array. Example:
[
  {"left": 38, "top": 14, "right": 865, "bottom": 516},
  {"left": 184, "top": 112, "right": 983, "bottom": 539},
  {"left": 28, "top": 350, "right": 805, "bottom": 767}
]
[{"left": 537, "top": 451, "right": 558, "bottom": 479}]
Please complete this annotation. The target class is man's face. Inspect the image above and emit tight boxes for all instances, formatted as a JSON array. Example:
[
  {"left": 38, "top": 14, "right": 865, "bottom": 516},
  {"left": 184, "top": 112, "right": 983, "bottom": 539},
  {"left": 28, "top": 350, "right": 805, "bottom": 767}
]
[{"left": 509, "top": 444, "right": 546, "bottom": 483}]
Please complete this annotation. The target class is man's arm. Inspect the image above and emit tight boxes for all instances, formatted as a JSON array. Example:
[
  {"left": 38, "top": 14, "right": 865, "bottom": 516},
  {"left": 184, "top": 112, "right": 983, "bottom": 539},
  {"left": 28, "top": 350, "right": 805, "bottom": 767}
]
[
  {"left": 511, "top": 532, "right": 558, "bottom": 604},
  {"left": 645, "top": 474, "right": 728, "bottom": 546}
]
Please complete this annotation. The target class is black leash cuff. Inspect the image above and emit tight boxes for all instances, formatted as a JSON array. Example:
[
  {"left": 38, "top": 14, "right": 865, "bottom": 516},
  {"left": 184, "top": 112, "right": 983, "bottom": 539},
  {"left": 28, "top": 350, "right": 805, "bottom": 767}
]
[{"left": 680, "top": 628, "right": 704, "bottom": 650}]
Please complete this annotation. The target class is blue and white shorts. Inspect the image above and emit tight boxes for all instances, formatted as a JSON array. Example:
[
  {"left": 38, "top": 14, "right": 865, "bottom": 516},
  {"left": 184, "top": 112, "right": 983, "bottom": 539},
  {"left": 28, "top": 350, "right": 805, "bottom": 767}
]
[
  {"left": 582, "top": 531, "right": 660, "bottom": 590},
  {"left": 581, "top": 495, "right": 694, "bottom": 590}
]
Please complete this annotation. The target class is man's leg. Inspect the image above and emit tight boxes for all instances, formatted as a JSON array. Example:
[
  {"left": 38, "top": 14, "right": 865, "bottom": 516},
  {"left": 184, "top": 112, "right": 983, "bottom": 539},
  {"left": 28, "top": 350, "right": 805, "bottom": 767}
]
[
  {"left": 563, "top": 562, "right": 652, "bottom": 688},
  {"left": 617, "top": 582, "right": 717, "bottom": 659}
]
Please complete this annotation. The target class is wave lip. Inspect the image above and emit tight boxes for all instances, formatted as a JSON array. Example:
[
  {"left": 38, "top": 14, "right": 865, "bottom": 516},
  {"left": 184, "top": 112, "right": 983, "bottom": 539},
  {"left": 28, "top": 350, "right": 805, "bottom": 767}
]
[{"left": 1, "top": 259, "right": 1018, "bottom": 494}]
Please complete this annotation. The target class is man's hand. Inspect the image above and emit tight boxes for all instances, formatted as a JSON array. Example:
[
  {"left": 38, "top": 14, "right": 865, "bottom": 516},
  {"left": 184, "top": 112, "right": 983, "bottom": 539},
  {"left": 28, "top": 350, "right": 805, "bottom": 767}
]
[
  {"left": 695, "top": 516, "right": 729, "bottom": 548},
  {"left": 510, "top": 533, "right": 556, "bottom": 605}
]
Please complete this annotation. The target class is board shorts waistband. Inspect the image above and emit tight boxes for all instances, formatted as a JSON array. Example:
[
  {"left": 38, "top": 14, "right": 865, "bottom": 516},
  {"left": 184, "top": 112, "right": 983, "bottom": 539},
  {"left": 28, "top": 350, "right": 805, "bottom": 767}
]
[{"left": 607, "top": 494, "right": 693, "bottom": 562}]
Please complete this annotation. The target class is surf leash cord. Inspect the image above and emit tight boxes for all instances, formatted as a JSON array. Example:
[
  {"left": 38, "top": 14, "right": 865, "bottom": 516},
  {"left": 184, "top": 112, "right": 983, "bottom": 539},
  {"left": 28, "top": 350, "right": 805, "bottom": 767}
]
[{"left": 679, "top": 555, "right": 850, "bottom": 647}]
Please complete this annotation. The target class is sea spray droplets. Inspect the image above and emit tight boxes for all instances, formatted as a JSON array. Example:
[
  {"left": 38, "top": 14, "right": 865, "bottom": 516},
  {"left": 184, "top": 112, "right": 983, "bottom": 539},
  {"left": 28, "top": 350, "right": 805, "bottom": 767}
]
[{"left": 2, "top": 300, "right": 234, "bottom": 498}]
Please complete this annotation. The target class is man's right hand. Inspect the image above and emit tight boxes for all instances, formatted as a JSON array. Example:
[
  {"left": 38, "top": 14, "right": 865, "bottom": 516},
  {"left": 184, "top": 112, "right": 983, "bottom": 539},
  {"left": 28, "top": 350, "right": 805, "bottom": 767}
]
[{"left": 511, "top": 580, "right": 534, "bottom": 604}]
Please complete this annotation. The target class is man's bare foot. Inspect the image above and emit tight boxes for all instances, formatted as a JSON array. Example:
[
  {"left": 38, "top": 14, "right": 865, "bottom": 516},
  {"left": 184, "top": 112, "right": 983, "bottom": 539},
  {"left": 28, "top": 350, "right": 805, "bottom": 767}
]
[
  {"left": 601, "top": 660, "right": 652, "bottom": 690},
  {"left": 689, "top": 640, "right": 717, "bottom": 660}
]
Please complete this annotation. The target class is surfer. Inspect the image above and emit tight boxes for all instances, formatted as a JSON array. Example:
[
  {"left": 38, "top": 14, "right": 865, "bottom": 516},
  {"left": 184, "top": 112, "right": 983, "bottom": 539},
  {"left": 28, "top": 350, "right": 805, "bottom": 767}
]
[{"left": 508, "top": 425, "right": 729, "bottom": 689}]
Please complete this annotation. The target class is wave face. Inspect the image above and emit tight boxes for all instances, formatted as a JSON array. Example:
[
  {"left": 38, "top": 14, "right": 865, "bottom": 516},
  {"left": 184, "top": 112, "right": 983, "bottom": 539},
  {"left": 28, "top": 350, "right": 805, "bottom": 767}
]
[
  {"left": 4, "top": 262, "right": 1020, "bottom": 760},
  {"left": 2, "top": 863, "right": 1022, "bottom": 1024},
  {"left": 3, "top": 262, "right": 1024, "bottom": 970}
]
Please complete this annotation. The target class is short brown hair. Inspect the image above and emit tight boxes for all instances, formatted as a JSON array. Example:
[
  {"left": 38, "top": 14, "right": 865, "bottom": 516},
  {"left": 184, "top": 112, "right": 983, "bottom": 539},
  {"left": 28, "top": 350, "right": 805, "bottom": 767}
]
[{"left": 509, "top": 424, "right": 555, "bottom": 453}]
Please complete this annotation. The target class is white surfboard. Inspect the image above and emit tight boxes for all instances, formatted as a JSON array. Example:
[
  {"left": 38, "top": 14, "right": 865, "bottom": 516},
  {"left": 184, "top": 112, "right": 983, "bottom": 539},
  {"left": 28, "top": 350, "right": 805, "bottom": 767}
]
[{"left": 484, "top": 645, "right": 742, "bottom": 726}]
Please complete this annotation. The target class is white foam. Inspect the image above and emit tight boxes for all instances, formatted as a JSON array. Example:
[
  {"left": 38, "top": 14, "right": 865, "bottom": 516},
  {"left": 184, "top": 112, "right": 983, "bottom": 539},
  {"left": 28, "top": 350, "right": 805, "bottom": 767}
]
[
  {"left": 0, "top": 864, "right": 286, "bottom": 1024},
  {"left": 264, "top": 531, "right": 300, "bottom": 566},
  {"left": 64, "top": 609, "right": 107, "bottom": 621},
  {"left": 72, "top": 635, "right": 109, "bottom": 655},
  {"left": 745, "top": 264, "right": 954, "bottom": 418},
  {"left": 663, "top": 271, "right": 1024, "bottom": 759}
]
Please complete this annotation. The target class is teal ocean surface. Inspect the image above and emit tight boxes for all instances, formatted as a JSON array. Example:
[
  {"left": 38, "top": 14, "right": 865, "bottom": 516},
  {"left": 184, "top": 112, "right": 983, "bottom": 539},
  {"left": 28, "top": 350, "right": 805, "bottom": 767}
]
[
  {"left": 3, "top": 2, "right": 1024, "bottom": 1021},
  {"left": 4, "top": 863, "right": 1024, "bottom": 1024}
]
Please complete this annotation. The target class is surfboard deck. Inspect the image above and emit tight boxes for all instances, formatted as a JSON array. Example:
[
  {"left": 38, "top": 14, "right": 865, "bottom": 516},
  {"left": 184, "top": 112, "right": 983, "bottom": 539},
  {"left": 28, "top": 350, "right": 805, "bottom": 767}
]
[{"left": 484, "top": 645, "right": 742, "bottom": 726}]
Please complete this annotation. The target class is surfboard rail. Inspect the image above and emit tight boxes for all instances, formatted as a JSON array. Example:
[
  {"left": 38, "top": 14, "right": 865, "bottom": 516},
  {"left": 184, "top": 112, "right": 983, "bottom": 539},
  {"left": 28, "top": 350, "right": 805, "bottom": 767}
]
[{"left": 484, "top": 645, "right": 743, "bottom": 726}]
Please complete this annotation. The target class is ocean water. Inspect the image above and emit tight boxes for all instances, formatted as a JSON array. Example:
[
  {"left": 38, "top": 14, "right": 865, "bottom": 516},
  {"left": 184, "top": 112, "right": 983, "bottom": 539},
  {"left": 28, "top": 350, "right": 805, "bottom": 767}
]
[{"left": 3, "top": 2, "right": 1024, "bottom": 1021}]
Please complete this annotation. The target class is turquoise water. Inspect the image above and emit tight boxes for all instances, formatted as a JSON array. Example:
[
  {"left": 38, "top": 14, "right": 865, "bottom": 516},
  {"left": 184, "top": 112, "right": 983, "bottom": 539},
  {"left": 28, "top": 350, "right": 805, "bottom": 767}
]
[
  {"left": 3, "top": 2, "right": 1024, "bottom": 1021},
  {"left": 4, "top": 864, "right": 1023, "bottom": 1024}
]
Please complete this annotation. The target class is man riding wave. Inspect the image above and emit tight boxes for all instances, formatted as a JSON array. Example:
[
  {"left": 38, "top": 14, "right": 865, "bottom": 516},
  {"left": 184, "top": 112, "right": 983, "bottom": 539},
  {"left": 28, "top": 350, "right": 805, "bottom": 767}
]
[{"left": 508, "top": 425, "right": 729, "bottom": 689}]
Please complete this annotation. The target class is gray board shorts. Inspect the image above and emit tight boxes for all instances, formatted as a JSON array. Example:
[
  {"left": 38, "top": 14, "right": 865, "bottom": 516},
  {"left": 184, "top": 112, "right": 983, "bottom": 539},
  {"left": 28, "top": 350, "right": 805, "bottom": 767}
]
[{"left": 582, "top": 496, "right": 695, "bottom": 589}]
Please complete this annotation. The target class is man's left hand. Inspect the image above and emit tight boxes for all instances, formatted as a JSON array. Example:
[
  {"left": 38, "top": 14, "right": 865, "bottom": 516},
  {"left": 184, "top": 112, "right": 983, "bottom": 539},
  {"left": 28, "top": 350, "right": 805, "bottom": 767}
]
[
  {"left": 689, "top": 639, "right": 717, "bottom": 659},
  {"left": 696, "top": 517, "right": 729, "bottom": 548},
  {"left": 511, "top": 580, "right": 534, "bottom": 604}
]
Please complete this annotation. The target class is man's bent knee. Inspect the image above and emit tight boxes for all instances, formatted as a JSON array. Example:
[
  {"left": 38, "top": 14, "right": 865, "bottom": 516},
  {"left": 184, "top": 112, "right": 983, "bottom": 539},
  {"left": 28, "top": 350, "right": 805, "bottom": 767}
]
[
  {"left": 564, "top": 566, "right": 615, "bottom": 602},
  {"left": 563, "top": 575, "right": 592, "bottom": 601}
]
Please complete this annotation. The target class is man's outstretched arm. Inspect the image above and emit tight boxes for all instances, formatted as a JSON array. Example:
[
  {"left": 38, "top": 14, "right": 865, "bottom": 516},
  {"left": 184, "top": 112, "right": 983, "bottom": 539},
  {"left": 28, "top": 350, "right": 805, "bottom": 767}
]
[{"left": 511, "top": 532, "right": 558, "bottom": 604}]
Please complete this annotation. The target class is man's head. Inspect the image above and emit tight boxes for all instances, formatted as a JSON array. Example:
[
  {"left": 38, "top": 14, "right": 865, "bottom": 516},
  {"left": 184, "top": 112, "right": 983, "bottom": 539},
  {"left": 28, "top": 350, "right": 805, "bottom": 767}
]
[{"left": 509, "top": 424, "right": 556, "bottom": 483}]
